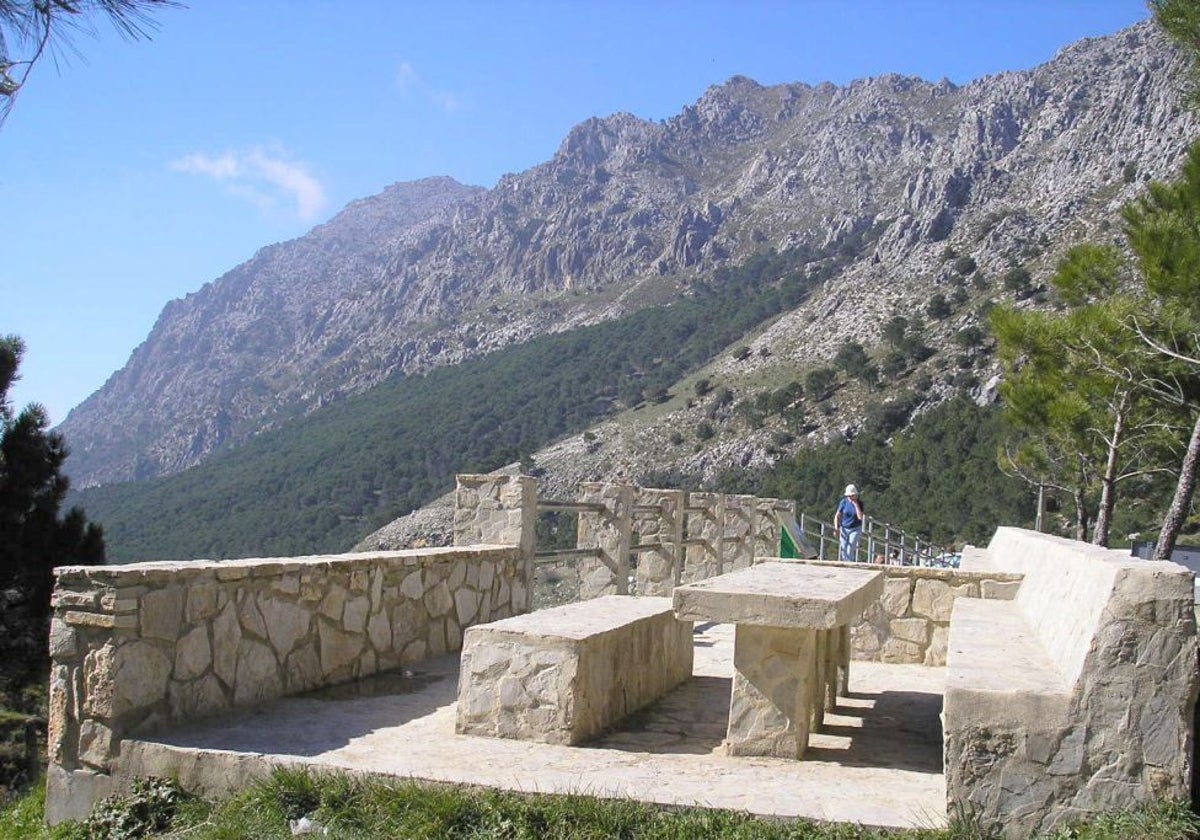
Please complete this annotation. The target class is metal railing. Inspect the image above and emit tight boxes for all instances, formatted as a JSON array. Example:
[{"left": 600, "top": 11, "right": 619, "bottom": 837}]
[
  {"left": 532, "top": 492, "right": 955, "bottom": 569},
  {"left": 796, "top": 512, "right": 952, "bottom": 567}
]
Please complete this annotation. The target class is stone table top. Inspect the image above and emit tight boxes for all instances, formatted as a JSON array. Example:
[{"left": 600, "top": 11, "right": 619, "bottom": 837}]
[{"left": 673, "top": 562, "right": 884, "bottom": 628}]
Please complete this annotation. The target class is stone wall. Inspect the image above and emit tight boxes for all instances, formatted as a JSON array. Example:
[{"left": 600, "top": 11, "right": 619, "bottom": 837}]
[
  {"left": 452, "top": 474, "right": 536, "bottom": 613},
  {"left": 787, "top": 559, "right": 1022, "bottom": 666},
  {"left": 682, "top": 492, "right": 724, "bottom": 584},
  {"left": 577, "top": 482, "right": 633, "bottom": 599},
  {"left": 46, "top": 545, "right": 524, "bottom": 823},
  {"left": 458, "top": 476, "right": 791, "bottom": 598},
  {"left": 632, "top": 488, "right": 685, "bottom": 596},
  {"left": 722, "top": 494, "right": 756, "bottom": 573}
]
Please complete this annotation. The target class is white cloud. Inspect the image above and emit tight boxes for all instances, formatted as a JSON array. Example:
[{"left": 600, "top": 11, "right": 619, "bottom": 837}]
[
  {"left": 394, "top": 59, "right": 464, "bottom": 114},
  {"left": 396, "top": 60, "right": 418, "bottom": 94},
  {"left": 171, "top": 146, "right": 328, "bottom": 222}
]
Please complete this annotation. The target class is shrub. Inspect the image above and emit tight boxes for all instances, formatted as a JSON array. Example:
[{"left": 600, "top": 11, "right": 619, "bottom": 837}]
[
  {"left": 1002, "top": 266, "right": 1032, "bottom": 293},
  {"left": 926, "top": 293, "right": 952, "bottom": 320},
  {"left": 805, "top": 368, "right": 838, "bottom": 402},
  {"left": 84, "top": 777, "right": 193, "bottom": 840}
]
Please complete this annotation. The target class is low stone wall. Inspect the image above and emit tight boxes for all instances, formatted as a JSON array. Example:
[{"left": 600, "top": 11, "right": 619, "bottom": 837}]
[
  {"left": 785, "top": 559, "right": 1022, "bottom": 666},
  {"left": 46, "top": 545, "right": 525, "bottom": 823}
]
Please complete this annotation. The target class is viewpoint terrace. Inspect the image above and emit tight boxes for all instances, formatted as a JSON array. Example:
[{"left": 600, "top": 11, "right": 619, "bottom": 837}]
[{"left": 44, "top": 473, "right": 1198, "bottom": 837}]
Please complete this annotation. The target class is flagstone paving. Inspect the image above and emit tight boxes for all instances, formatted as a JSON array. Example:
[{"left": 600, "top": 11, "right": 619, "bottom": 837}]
[{"left": 125, "top": 622, "right": 947, "bottom": 830}]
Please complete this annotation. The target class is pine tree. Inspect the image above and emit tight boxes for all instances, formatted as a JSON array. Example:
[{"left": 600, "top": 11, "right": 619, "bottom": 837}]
[
  {"left": 0, "top": 336, "right": 104, "bottom": 687},
  {"left": 1, "top": 1, "right": 175, "bottom": 126},
  {"left": 991, "top": 245, "right": 1178, "bottom": 546},
  {"left": 1122, "top": 142, "right": 1200, "bottom": 559}
]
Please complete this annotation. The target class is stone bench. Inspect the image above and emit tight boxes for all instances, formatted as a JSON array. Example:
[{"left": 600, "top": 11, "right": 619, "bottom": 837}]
[
  {"left": 455, "top": 595, "right": 694, "bottom": 745},
  {"left": 944, "top": 527, "right": 1197, "bottom": 837}
]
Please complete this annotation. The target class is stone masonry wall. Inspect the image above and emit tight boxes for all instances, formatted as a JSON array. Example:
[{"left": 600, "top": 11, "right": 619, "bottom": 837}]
[
  {"left": 682, "top": 492, "right": 724, "bottom": 584},
  {"left": 633, "top": 489, "right": 685, "bottom": 596},
  {"left": 722, "top": 495, "right": 756, "bottom": 573},
  {"left": 46, "top": 545, "right": 524, "bottom": 823},
  {"left": 789, "top": 559, "right": 1023, "bottom": 666}
]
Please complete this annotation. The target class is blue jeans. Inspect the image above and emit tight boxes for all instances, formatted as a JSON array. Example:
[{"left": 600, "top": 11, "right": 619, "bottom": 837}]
[{"left": 840, "top": 526, "right": 862, "bottom": 562}]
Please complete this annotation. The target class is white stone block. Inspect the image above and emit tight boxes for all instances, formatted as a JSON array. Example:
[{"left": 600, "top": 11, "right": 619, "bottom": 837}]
[{"left": 456, "top": 596, "right": 692, "bottom": 745}]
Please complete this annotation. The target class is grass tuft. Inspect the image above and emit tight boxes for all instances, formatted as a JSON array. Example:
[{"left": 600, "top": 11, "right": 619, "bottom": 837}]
[{"left": 3, "top": 769, "right": 1199, "bottom": 839}]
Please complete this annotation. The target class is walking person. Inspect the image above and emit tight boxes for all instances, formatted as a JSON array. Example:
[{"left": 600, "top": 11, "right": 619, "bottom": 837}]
[{"left": 834, "top": 484, "right": 865, "bottom": 562}]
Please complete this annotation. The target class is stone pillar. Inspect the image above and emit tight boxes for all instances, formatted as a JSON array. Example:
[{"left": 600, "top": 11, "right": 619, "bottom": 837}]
[
  {"left": 576, "top": 482, "right": 633, "bottom": 599},
  {"left": 723, "top": 494, "right": 757, "bottom": 572},
  {"left": 725, "top": 624, "right": 816, "bottom": 759},
  {"left": 683, "top": 492, "right": 724, "bottom": 584},
  {"left": 754, "top": 498, "right": 795, "bottom": 561},
  {"left": 835, "top": 625, "right": 851, "bottom": 696},
  {"left": 452, "top": 474, "right": 537, "bottom": 613},
  {"left": 633, "top": 488, "right": 685, "bottom": 596}
]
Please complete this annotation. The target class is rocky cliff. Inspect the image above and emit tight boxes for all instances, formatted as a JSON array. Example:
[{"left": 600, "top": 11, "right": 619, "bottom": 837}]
[{"left": 60, "top": 21, "right": 1197, "bottom": 490}]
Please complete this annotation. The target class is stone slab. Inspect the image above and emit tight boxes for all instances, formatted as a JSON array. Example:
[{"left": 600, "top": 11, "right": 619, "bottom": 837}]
[
  {"left": 944, "top": 598, "right": 1070, "bottom": 731},
  {"left": 673, "top": 563, "right": 883, "bottom": 628}
]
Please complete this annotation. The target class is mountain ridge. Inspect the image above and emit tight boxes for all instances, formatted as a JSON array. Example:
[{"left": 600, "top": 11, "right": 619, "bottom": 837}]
[{"left": 60, "top": 21, "right": 1196, "bottom": 503}]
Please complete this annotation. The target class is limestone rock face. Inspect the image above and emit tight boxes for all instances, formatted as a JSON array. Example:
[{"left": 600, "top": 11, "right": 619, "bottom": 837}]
[{"left": 61, "top": 22, "right": 1196, "bottom": 496}]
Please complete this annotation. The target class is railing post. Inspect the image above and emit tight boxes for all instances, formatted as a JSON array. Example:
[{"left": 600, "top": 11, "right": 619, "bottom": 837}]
[
  {"left": 633, "top": 488, "right": 685, "bottom": 596},
  {"left": 754, "top": 497, "right": 792, "bottom": 562},
  {"left": 683, "top": 492, "right": 725, "bottom": 583},
  {"left": 725, "top": 494, "right": 757, "bottom": 572},
  {"left": 453, "top": 473, "right": 538, "bottom": 612},
  {"left": 576, "top": 482, "right": 633, "bottom": 598}
]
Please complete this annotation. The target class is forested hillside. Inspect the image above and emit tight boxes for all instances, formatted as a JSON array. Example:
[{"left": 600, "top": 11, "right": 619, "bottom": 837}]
[{"left": 72, "top": 238, "right": 871, "bottom": 561}]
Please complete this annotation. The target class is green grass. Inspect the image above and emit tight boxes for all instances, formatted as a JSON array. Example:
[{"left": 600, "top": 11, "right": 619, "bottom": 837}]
[{"left": 3, "top": 769, "right": 1198, "bottom": 840}]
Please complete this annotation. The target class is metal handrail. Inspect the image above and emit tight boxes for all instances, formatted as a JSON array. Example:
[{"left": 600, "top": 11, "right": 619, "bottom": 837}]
[{"left": 797, "top": 512, "right": 943, "bottom": 566}]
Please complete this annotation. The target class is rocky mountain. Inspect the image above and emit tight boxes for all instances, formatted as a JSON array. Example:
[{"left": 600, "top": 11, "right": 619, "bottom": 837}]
[{"left": 61, "top": 21, "right": 1197, "bottom": 494}]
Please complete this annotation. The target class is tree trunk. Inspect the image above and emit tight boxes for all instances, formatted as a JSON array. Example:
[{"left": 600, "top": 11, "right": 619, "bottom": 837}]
[
  {"left": 1074, "top": 484, "right": 1090, "bottom": 543},
  {"left": 1093, "top": 392, "right": 1129, "bottom": 548},
  {"left": 1155, "top": 410, "right": 1200, "bottom": 561}
]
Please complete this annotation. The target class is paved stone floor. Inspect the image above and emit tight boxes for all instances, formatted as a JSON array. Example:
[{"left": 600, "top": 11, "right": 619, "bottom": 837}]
[{"left": 126, "top": 623, "right": 948, "bottom": 830}]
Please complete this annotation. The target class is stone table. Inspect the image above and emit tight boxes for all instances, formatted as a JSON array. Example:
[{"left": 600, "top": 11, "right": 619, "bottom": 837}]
[{"left": 673, "top": 562, "right": 884, "bottom": 759}]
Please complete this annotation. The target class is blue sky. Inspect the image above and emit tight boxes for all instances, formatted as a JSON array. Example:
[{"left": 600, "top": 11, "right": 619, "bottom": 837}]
[{"left": 1, "top": 0, "right": 1150, "bottom": 426}]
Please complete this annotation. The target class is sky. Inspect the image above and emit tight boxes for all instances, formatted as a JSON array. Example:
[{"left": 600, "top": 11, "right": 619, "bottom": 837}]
[{"left": 1, "top": 0, "right": 1152, "bottom": 426}]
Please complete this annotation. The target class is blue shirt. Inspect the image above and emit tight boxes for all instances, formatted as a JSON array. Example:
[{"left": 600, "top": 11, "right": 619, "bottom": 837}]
[{"left": 837, "top": 496, "right": 864, "bottom": 530}]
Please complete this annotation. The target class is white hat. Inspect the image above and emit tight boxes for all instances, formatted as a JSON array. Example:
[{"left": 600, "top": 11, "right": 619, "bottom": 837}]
[{"left": 844, "top": 484, "right": 859, "bottom": 496}]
